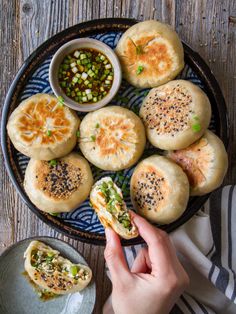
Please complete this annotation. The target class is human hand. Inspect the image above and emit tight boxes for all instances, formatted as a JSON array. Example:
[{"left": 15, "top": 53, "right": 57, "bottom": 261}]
[{"left": 104, "top": 212, "right": 189, "bottom": 314}]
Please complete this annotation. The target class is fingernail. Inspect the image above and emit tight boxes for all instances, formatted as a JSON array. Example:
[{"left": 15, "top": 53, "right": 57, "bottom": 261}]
[{"left": 105, "top": 227, "right": 112, "bottom": 242}]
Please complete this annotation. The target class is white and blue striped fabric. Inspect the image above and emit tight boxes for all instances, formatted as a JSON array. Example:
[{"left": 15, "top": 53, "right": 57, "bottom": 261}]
[{"left": 106, "top": 185, "right": 236, "bottom": 314}]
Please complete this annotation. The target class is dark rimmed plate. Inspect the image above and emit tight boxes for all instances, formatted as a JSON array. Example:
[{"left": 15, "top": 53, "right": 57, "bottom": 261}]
[
  {"left": 0, "top": 237, "right": 96, "bottom": 314},
  {"left": 1, "top": 18, "right": 229, "bottom": 246}
]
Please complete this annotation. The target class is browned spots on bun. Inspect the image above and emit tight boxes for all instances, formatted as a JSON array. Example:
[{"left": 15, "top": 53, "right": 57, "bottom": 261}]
[
  {"left": 96, "top": 116, "right": 134, "bottom": 156},
  {"left": 35, "top": 161, "right": 82, "bottom": 200},
  {"left": 33, "top": 268, "right": 73, "bottom": 292},
  {"left": 168, "top": 138, "right": 211, "bottom": 188},
  {"left": 141, "top": 84, "right": 193, "bottom": 136},
  {"left": 132, "top": 165, "right": 167, "bottom": 212},
  {"left": 18, "top": 98, "right": 71, "bottom": 145},
  {"left": 123, "top": 36, "right": 173, "bottom": 77}
]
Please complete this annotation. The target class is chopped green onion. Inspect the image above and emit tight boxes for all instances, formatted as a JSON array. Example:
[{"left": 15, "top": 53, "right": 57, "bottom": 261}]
[
  {"left": 74, "top": 50, "right": 80, "bottom": 58},
  {"left": 70, "top": 265, "right": 78, "bottom": 276},
  {"left": 91, "top": 135, "right": 96, "bottom": 142},
  {"left": 80, "top": 54, "right": 87, "bottom": 60},
  {"left": 192, "top": 123, "right": 201, "bottom": 132},
  {"left": 137, "top": 65, "right": 144, "bottom": 75},
  {"left": 95, "top": 123, "right": 100, "bottom": 128},
  {"left": 46, "top": 130, "right": 52, "bottom": 136},
  {"left": 72, "top": 66, "right": 78, "bottom": 73},
  {"left": 49, "top": 159, "right": 57, "bottom": 166},
  {"left": 47, "top": 252, "right": 54, "bottom": 257},
  {"left": 57, "top": 96, "right": 64, "bottom": 106}
]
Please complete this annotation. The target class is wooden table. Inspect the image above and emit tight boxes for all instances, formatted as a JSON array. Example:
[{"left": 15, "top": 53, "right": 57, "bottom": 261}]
[{"left": 0, "top": 1, "right": 235, "bottom": 313}]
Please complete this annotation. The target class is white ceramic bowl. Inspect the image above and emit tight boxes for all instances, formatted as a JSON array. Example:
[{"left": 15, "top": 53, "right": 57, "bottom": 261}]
[{"left": 49, "top": 38, "right": 122, "bottom": 112}]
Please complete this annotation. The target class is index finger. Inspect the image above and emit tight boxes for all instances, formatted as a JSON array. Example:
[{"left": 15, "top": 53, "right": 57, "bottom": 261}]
[{"left": 132, "top": 212, "right": 177, "bottom": 276}]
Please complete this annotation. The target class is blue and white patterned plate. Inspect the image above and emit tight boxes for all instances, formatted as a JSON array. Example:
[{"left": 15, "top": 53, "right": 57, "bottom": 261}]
[{"left": 1, "top": 19, "right": 228, "bottom": 245}]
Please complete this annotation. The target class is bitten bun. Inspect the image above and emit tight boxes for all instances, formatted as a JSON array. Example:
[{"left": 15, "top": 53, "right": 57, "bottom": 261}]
[{"left": 24, "top": 241, "right": 92, "bottom": 294}]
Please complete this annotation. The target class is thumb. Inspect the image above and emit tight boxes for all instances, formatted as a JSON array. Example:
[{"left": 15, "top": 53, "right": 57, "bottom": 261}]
[{"left": 104, "top": 228, "right": 130, "bottom": 285}]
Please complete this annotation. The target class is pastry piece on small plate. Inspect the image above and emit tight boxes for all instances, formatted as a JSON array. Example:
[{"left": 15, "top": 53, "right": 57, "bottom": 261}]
[
  {"left": 130, "top": 155, "right": 189, "bottom": 225},
  {"left": 24, "top": 152, "right": 93, "bottom": 213},
  {"left": 24, "top": 240, "right": 92, "bottom": 295},
  {"left": 139, "top": 80, "right": 211, "bottom": 150},
  {"left": 7, "top": 93, "right": 80, "bottom": 160},
  {"left": 90, "top": 177, "right": 138, "bottom": 239},
  {"left": 166, "top": 130, "right": 228, "bottom": 196},
  {"left": 79, "top": 106, "right": 146, "bottom": 171},
  {"left": 115, "top": 20, "right": 184, "bottom": 88}
]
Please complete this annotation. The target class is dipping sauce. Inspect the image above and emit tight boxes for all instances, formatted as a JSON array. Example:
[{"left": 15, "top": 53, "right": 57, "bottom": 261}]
[{"left": 58, "top": 48, "right": 114, "bottom": 103}]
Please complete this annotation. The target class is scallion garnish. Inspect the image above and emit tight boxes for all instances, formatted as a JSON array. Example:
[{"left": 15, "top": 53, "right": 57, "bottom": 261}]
[
  {"left": 57, "top": 96, "right": 65, "bottom": 106},
  {"left": 49, "top": 159, "right": 57, "bottom": 166},
  {"left": 91, "top": 135, "right": 96, "bottom": 142},
  {"left": 137, "top": 65, "right": 144, "bottom": 75},
  {"left": 192, "top": 123, "right": 201, "bottom": 132},
  {"left": 46, "top": 130, "right": 52, "bottom": 136}
]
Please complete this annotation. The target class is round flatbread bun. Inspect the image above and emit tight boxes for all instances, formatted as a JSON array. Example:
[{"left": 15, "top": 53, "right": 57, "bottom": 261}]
[
  {"left": 24, "top": 152, "right": 93, "bottom": 213},
  {"left": 115, "top": 20, "right": 184, "bottom": 88},
  {"left": 167, "top": 130, "right": 228, "bottom": 196},
  {"left": 7, "top": 94, "right": 80, "bottom": 160},
  {"left": 130, "top": 155, "right": 189, "bottom": 224},
  {"left": 79, "top": 106, "right": 146, "bottom": 171},
  {"left": 140, "top": 80, "right": 211, "bottom": 150}
]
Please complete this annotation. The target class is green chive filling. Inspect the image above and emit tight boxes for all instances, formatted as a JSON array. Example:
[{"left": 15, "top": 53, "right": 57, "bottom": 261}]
[{"left": 98, "top": 180, "right": 132, "bottom": 230}]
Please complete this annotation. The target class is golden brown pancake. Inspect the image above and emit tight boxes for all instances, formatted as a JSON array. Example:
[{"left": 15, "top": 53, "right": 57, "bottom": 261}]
[
  {"left": 167, "top": 130, "right": 228, "bottom": 195},
  {"left": 24, "top": 152, "right": 93, "bottom": 213},
  {"left": 7, "top": 94, "right": 80, "bottom": 160},
  {"left": 140, "top": 80, "right": 211, "bottom": 150},
  {"left": 115, "top": 20, "right": 184, "bottom": 88},
  {"left": 130, "top": 155, "right": 189, "bottom": 224},
  {"left": 79, "top": 106, "right": 146, "bottom": 171}
]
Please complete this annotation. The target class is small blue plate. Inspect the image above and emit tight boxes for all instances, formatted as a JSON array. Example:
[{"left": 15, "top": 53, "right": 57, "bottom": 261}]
[{"left": 0, "top": 237, "right": 96, "bottom": 314}]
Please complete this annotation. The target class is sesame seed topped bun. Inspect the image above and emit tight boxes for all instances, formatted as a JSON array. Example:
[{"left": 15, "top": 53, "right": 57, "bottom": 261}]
[
  {"left": 130, "top": 155, "right": 189, "bottom": 225},
  {"left": 167, "top": 130, "right": 228, "bottom": 196},
  {"left": 139, "top": 80, "right": 211, "bottom": 150},
  {"left": 24, "top": 152, "right": 93, "bottom": 213}
]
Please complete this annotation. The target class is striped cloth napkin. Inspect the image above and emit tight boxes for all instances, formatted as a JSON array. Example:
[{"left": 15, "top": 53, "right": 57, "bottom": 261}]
[{"left": 104, "top": 185, "right": 236, "bottom": 314}]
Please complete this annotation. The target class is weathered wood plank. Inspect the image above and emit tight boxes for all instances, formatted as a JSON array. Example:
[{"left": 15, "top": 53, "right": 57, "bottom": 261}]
[{"left": 1, "top": 1, "right": 235, "bottom": 314}]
